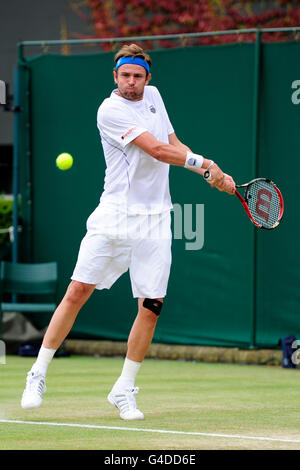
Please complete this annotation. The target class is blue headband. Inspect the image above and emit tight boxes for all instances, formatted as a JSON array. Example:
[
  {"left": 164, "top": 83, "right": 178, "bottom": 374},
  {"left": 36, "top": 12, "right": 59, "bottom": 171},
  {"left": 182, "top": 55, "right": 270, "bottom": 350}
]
[{"left": 115, "top": 57, "right": 150, "bottom": 74}]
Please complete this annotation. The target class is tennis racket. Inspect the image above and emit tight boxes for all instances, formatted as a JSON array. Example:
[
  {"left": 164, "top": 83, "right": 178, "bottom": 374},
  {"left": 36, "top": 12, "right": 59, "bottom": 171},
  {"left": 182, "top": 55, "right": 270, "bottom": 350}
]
[
  {"left": 204, "top": 172, "right": 284, "bottom": 229},
  {"left": 234, "top": 178, "right": 284, "bottom": 229}
]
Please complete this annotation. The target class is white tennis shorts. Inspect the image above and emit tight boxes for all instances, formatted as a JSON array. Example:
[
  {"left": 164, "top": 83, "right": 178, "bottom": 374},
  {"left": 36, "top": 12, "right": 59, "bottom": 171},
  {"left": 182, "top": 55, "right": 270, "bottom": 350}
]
[{"left": 71, "top": 204, "right": 172, "bottom": 298}]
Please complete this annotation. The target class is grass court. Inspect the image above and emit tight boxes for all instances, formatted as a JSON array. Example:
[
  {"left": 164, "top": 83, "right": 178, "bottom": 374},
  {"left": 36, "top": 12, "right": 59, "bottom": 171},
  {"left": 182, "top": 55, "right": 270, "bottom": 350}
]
[{"left": 1, "top": 355, "right": 300, "bottom": 450}]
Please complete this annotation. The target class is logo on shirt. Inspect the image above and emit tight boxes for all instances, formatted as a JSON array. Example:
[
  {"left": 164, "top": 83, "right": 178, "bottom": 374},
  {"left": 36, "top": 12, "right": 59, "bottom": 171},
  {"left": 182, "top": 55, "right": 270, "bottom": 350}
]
[
  {"left": 149, "top": 105, "right": 156, "bottom": 113},
  {"left": 121, "top": 127, "right": 137, "bottom": 140}
]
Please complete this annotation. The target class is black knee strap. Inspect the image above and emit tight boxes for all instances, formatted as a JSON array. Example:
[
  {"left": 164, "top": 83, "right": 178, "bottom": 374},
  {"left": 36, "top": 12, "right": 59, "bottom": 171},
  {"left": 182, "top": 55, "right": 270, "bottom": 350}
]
[{"left": 143, "top": 298, "right": 163, "bottom": 316}]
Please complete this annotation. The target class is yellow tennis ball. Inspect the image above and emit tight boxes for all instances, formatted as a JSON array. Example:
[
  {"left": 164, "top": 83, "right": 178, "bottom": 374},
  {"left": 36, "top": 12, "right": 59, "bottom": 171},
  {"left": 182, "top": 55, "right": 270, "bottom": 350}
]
[{"left": 56, "top": 153, "right": 73, "bottom": 170}]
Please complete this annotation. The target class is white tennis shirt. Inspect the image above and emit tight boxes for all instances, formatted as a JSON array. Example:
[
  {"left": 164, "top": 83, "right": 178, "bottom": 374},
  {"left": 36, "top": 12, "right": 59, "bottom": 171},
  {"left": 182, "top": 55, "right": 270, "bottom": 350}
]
[{"left": 97, "top": 85, "right": 174, "bottom": 214}]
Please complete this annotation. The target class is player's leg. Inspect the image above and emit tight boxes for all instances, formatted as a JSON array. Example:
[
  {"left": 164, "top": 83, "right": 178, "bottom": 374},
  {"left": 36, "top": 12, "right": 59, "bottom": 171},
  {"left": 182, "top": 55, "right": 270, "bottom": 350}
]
[
  {"left": 21, "top": 205, "right": 131, "bottom": 410},
  {"left": 108, "top": 211, "right": 172, "bottom": 420},
  {"left": 126, "top": 297, "right": 163, "bottom": 362},
  {"left": 21, "top": 281, "right": 95, "bottom": 410},
  {"left": 108, "top": 297, "right": 163, "bottom": 420},
  {"left": 42, "top": 280, "right": 96, "bottom": 350}
]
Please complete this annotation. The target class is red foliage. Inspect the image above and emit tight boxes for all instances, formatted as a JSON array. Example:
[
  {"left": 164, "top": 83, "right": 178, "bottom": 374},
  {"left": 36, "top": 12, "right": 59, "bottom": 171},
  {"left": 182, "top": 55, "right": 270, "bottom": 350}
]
[{"left": 77, "top": 0, "right": 300, "bottom": 49}]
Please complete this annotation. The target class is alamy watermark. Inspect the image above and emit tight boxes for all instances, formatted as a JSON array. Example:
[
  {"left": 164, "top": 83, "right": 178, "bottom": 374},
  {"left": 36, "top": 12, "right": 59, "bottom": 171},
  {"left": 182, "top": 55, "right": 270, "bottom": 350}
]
[
  {"left": 291, "top": 80, "right": 300, "bottom": 105},
  {"left": 93, "top": 203, "right": 205, "bottom": 251},
  {"left": 173, "top": 203, "right": 204, "bottom": 251},
  {"left": 291, "top": 339, "right": 300, "bottom": 365},
  {"left": 0, "top": 340, "right": 6, "bottom": 364}
]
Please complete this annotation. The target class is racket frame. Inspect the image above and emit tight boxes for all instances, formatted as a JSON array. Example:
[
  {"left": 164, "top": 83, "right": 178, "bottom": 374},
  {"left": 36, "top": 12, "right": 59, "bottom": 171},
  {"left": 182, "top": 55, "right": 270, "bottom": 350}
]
[{"left": 235, "top": 178, "right": 284, "bottom": 230}]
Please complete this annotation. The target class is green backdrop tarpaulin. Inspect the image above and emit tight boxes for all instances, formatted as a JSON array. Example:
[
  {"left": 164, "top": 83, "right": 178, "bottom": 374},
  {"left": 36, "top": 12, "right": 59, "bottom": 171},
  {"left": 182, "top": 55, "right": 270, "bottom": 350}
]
[
  {"left": 255, "top": 42, "right": 300, "bottom": 346},
  {"left": 17, "top": 42, "right": 300, "bottom": 348}
]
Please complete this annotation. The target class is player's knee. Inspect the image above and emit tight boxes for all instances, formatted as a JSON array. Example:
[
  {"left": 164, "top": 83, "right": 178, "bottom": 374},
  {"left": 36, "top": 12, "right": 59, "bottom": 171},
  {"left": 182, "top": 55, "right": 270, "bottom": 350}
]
[
  {"left": 142, "top": 298, "right": 163, "bottom": 317},
  {"left": 65, "top": 281, "right": 94, "bottom": 305}
]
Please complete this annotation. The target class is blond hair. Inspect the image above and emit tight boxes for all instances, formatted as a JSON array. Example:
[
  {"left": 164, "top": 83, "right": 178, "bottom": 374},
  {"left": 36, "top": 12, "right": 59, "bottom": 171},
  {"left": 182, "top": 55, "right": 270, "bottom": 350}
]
[{"left": 114, "top": 44, "right": 152, "bottom": 73}]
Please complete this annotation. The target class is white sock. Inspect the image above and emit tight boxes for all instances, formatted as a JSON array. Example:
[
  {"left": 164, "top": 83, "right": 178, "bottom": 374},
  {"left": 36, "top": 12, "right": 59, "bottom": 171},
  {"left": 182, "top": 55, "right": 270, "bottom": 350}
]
[
  {"left": 113, "top": 358, "right": 142, "bottom": 390},
  {"left": 31, "top": 345, "right": 56, "bottom": 376}
]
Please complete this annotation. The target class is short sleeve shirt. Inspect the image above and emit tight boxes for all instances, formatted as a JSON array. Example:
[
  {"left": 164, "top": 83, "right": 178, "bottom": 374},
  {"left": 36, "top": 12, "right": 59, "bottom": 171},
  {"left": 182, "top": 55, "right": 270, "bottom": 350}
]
[{"left": 97, "top": 85, "right": 174, "bottom": 214}]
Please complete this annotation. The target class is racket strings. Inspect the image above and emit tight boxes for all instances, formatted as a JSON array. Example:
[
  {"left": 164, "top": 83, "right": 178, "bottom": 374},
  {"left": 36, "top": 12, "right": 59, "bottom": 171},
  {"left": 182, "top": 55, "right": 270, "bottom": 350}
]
[{"left": 246, "top": 180, "right": 281, "bottom": 228}]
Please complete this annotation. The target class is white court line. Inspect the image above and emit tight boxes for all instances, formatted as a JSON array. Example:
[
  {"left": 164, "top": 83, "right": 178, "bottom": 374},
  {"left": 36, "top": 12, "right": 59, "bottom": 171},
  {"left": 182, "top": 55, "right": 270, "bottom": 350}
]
[{"left": 1, "top": 419, "right": 300, "bottom": 444}]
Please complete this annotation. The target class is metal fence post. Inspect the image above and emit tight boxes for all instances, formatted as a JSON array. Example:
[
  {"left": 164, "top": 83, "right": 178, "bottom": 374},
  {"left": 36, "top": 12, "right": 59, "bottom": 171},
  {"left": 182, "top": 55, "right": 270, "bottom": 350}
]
[
  {"left": 12, "top": 67, "right": 21, "bottom": 264},
  {"left": 250, "top": 29, "right": 262, "bottom": 348}
]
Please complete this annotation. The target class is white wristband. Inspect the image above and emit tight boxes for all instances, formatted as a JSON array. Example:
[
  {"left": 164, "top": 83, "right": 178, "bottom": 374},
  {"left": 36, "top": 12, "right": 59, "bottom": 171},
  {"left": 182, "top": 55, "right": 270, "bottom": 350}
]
[{"left": 184, "top": 151, "right": 204, "bottom": 170}]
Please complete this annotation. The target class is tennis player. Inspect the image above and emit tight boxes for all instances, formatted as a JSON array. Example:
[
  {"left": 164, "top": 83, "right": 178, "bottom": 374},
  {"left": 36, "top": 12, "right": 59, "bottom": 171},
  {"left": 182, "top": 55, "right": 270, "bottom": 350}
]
[{"left": 21, "top": 44, "right": 235, "bottom": 420}]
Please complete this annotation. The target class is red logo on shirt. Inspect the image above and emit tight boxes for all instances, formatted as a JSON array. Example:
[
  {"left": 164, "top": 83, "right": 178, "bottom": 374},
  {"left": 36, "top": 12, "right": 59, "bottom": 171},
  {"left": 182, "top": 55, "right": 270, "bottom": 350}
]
[{"left": 121, "top": 127, "right": 137, "bottom": 140}]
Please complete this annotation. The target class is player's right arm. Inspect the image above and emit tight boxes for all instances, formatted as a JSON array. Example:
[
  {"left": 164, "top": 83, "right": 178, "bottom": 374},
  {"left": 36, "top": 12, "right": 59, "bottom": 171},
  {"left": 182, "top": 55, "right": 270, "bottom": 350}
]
[{"left": 132, "top": 131, "right": 235, "bottom": 194}]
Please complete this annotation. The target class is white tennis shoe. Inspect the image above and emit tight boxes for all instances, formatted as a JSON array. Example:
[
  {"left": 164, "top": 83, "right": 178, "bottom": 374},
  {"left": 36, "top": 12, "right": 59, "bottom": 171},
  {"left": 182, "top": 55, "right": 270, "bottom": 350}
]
[
  {"left": 21, "top": 370, "right": 46, "bottom": 410},
  {"left": 108, "top": 387, "right": 144, "bottom": 420}
]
